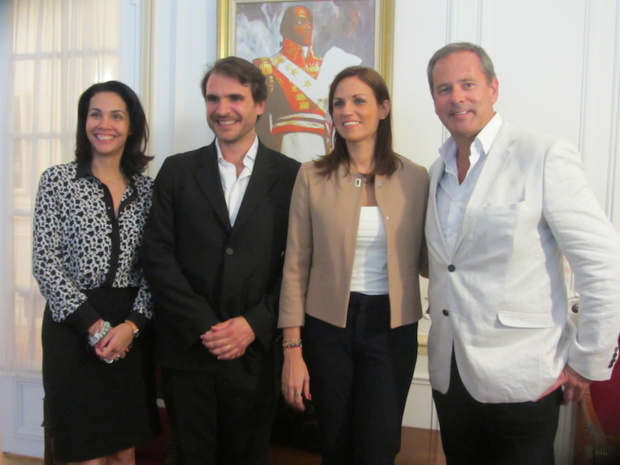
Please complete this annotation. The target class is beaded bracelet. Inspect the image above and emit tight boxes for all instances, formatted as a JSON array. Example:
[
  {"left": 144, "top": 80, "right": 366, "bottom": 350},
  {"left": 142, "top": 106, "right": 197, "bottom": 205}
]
[
  {"left": 88, "top": 320, "right": 111, "bottom": 347},
  {"left": 282, "top": 338, "right": 303, "bottom": 349}
]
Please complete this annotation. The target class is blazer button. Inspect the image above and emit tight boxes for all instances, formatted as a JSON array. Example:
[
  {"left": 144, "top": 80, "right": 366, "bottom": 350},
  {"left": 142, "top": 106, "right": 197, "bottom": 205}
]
[
  {"left": 442, "top": 309, "right": 449, "bottom": 316},
  {"left": 225, "top": 247, "right": 234, "bottom": 256},
  {"left": 448, "top": 264, "right": 456, "bottom": 272}
]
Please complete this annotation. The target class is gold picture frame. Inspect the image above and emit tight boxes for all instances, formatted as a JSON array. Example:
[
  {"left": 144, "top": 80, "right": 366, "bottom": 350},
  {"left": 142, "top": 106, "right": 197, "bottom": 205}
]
[
  {"left": 218, "top": 0, "right": 394, "bottom": 84},
  {"left": 217, "top": 0, "right": 394, "bottom": 162}
]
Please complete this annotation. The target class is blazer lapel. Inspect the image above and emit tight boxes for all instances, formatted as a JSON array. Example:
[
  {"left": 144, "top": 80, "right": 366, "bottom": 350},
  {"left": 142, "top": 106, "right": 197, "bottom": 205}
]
[
  {"left": 194, "top": 143, "right": 232, "bottom": 231},
  {"left": 452, "top": 122, "right": 515, "bottom": 253},
  {"left": 427, "top": 158, "right": 451, "bottom": 258},
  {"left": 232, "top": 143, "right": 277, "bottom": 231}
]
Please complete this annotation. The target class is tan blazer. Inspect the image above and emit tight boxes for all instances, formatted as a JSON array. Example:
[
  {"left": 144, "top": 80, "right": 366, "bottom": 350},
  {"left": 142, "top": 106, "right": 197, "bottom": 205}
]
[{"left": 278, "top": 157, "right": 429, "bottom": 329}]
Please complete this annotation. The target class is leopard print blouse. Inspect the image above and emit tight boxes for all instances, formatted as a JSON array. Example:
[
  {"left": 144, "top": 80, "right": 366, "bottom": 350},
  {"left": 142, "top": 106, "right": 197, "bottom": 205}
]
[{"left": 32, "top": 161, "right": 154, "bottom": 323}]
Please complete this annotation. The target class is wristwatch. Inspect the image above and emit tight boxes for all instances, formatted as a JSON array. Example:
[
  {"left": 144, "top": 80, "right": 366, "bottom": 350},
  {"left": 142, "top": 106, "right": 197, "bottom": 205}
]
[{"left": 124, "top": 319, "right": 140, "bottom": 338}]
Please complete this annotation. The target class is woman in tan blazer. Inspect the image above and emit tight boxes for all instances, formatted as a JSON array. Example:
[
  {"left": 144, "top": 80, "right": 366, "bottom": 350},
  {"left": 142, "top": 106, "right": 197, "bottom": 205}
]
[{"left": 278, "top": 66, "right": 429, "bottom": 464}]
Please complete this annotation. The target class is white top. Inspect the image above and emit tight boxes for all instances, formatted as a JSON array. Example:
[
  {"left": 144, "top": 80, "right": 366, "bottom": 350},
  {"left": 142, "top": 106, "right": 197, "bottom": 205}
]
[
  {"left": 350, "top": 206, "right": 388, "bottom": 294},
  {"left": 216, "top": 136, "right": 259, "bottom": 226}
]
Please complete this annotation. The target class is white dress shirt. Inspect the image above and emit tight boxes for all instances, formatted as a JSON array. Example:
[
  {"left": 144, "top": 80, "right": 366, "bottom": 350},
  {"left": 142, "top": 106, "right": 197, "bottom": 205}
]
[
  {"left": 436, "top": 114, "right": 502, "bottom": 253},
  {"left": 216, "top": 136, "right": 258, "bottom": 226}
]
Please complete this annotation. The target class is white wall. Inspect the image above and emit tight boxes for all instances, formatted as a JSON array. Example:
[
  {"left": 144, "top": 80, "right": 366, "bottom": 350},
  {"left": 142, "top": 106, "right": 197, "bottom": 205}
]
[{"left": 148, "top": 0, "right": 218, "bottom": 173}]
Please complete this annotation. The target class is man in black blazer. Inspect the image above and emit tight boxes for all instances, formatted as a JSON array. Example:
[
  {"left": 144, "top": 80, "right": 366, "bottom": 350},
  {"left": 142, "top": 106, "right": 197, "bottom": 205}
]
[{"left": 142, "top": 56, "right": 300, "bottom": 465}]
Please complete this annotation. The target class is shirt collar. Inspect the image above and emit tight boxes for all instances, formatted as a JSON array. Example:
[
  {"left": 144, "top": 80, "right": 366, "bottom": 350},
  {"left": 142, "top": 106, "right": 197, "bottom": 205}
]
[
  {"left": 439, "top": 113, "right": 503, "bottom": 169},
  {"left": 476, "top": 112, "right": 502, "bottom": 155},
  {"left": 75, "top": 160, "right": 93, "bottom": 179},
  {"left": 73, "top": 159, "right": 136, "bottom": 193},
  {"left": 216, "top": 136, "right": 259, "bottom": 171}
]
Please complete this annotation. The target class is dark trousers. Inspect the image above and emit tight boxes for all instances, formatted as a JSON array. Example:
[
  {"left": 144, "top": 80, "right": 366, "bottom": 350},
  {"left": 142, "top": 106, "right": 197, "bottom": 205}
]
[
  {"left": 162, "top": 358, "right": 278, "bottom": 465},
  {"left": 432, "top": 352, "right": 562, "bottom": 465},
  {"left": 304, "top": 293, "right": 418, "bottom": 465}
]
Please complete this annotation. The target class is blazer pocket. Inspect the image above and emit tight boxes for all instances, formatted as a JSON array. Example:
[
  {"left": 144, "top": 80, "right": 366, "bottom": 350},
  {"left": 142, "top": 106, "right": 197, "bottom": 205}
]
[
  {"left": 497, "top": 311, "right": 554, "bottom": 329},
  {"left": 473, "top": 201, "right": 527, "bottom": 253},
  {"left": 482, "top": 200, "right": 524, "bottom": 212}
]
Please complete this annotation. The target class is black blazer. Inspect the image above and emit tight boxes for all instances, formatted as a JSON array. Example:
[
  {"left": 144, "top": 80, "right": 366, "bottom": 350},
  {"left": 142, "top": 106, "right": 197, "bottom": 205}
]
[{"left": 142, "top": 141, "right": 300, "bottom": 372}]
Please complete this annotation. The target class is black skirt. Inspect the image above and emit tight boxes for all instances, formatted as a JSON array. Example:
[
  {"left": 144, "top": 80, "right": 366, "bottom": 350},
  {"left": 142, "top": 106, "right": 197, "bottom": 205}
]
[{"left": 42, "top": 287, "right": 161, "bottom": 462}]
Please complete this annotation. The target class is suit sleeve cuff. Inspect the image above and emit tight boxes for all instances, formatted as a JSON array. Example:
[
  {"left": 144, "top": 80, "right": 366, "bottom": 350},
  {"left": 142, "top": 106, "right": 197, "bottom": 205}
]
[{"left": 125, "top": 312, "right": 148, "bottom": 332}]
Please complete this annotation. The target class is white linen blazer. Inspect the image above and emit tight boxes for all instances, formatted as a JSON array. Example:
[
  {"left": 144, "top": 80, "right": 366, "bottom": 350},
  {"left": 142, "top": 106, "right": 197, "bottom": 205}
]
[{"left": 425, "top": 121, "right": 620, "bottom": 403}]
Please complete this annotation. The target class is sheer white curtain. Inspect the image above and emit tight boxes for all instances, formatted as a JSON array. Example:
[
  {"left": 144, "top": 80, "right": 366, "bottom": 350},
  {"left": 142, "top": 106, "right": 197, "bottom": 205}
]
[{"left": 0, "top": 0, "right": 124, "bottom": 372}]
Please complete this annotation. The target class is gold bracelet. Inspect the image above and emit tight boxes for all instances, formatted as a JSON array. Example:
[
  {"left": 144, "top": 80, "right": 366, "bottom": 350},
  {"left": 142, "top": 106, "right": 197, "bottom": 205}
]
[
  {"left": 282, "top": 338, "right": 302, "bottom": 349},
  {"left": 124, "top": 319, "right": 140, "bottom": 338}
]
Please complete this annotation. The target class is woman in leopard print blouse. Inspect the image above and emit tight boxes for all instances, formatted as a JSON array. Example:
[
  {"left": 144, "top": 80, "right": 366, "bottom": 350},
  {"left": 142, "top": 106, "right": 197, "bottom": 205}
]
[{"left": 33, "top": 81, "right": 160, "bottom": 465}]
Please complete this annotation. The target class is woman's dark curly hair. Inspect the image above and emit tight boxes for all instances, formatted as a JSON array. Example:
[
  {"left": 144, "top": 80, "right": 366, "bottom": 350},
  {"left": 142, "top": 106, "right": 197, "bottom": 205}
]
[{"left": 75, "top": 81, "right": 152, "bottom": 175}]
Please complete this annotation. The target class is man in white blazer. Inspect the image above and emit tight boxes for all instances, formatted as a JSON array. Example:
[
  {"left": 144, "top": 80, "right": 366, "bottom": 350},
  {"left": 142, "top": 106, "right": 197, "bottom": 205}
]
[{"left": 425, "top": 42, "right": 620, "bottom": 465}]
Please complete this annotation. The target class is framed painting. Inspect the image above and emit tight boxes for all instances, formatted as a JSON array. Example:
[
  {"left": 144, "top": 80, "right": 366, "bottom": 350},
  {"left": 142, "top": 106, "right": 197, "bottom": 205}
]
[{"left": 217, "top": 0, "right": 394, "bottom": 162}]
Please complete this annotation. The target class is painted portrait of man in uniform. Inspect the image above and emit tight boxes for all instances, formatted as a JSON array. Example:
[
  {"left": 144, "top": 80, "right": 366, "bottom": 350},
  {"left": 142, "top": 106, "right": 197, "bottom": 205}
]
[{"left": 229, "top": 0, "right": 383, "bottom": 162}]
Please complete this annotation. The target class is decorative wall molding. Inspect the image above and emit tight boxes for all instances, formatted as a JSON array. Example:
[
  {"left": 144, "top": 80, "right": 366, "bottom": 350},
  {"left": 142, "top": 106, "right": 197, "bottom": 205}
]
[
  {"left": 15, "top": 381, "right": 44, "bottom": 439},
  {"left": 0, "top": 372, "right": 45, "bottom": 457}
]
